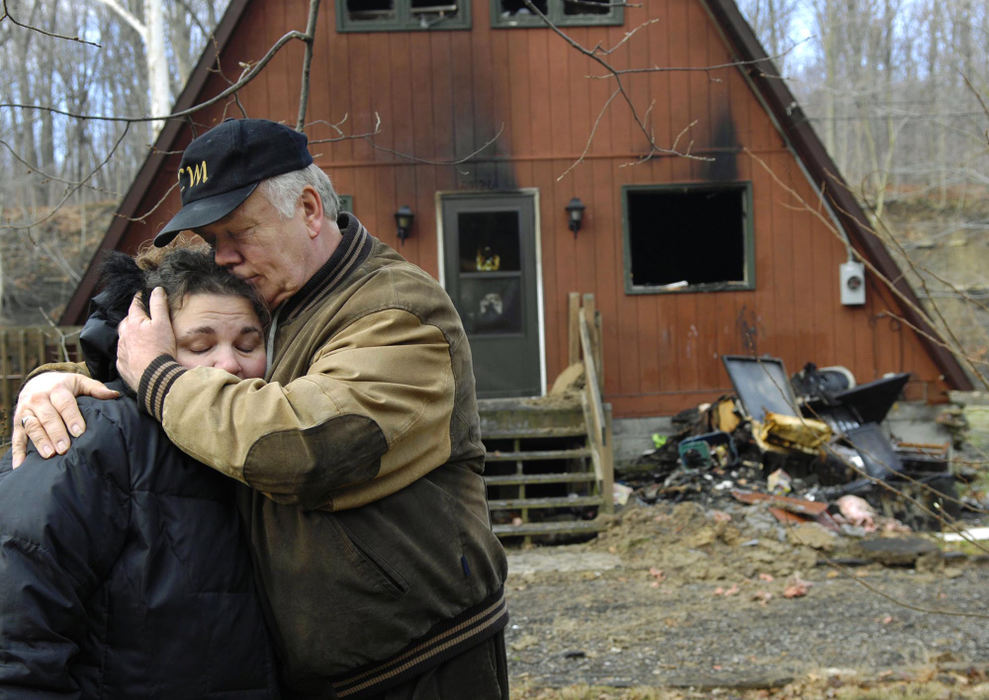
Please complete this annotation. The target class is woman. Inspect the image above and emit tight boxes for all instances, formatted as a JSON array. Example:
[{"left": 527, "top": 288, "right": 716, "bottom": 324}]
[{"left": 0, "top": 246, "right": 278, "bottom": 698}]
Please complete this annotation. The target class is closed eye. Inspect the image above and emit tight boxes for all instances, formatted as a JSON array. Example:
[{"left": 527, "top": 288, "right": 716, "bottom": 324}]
[
  {"left": 182, "top": 343, "right": 214, "bottom": 355},
  {"left": 236, "top": 329, "right": 263, "bottom": 352}
]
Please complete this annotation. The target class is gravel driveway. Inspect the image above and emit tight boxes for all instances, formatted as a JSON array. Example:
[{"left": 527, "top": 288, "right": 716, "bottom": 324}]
[{"left": 502, "top": 501, "right": 989, "bottom": 698}]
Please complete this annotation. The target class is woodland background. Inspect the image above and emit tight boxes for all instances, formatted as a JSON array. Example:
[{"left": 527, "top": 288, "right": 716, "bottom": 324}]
[{"left": 0, "top": 0, "right": 987, "bottom": 382}]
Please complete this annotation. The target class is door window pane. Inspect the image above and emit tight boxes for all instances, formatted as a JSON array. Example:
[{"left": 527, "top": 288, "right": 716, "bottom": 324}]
[
  {"left": 457, "top": 277, "right": 523, "bottom": 335},
  {"left": 458, "top": 211, "right": 521, "bottom": 272}
]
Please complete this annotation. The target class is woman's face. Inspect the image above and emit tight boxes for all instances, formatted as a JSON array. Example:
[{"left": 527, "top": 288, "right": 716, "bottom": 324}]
[{"left": 172, "top": 293, "right": 266, "bottom": 379}]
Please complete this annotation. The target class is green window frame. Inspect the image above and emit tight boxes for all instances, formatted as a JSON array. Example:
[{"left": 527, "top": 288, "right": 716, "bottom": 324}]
[
  {"left": 621, "top": 182, "right": 755, "bottom": 294},
  {"left": 337, "top": 0, "right": 470, "bottom": 32},
  {"left": 491, "top": 0, "right": 623, "bottom": 28}
]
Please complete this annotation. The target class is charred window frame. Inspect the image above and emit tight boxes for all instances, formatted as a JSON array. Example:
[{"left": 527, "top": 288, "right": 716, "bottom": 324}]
[
  {"left": 621, "top": 183, "right": 755, "bottom": 294},
  {"left": 338, "top": 0, "right": 470, "bottom": 32},
  {"left": 492, "top": 0, "right": 622, "bottom": 28}
]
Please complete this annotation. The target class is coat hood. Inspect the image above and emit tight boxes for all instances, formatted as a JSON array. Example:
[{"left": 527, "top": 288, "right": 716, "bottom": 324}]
[{"left": 79, "top": 252, "right": 148, "bottom": 383}]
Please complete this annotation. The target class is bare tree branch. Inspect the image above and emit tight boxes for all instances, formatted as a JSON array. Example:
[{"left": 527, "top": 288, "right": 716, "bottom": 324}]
[
  {"left": 962, "top": 73, "right": 989, "bottom": 145},
  {"left": 589, "top": 46, "right": 807, "bottom": 78},
  {"left": 115, "top": 178, "right": 181, "bottom": 224},
  {"left": 1, "top": 125, "right": 132, "bottom": 240},
  {"left": 1, "top": 28, "right": 314, "bottom": 125},
  {"left": 745, "top": 145, "right": 988, "bottom": 390},
  {"left": 295, "top": 0, "right": 321, "bottom": 131},
  {"left": 588, "top": 17, "right": 658, "bottom": 57},
  {"left": 521, "top": 0, "right": 711, "bottom": 174},
  {"left": 0, "top": 138, "right": 117, "bottom": 197},
  {"left": 557, "top": 88, "right": 622, "bottom": 181},
  {"left": 0, "top": 0, "right": 100, "bottom": 47},
  {"left": 305, "top": 113, "right": 380, "bottom": 143},
  {"left": 325, "top": 116, "right": 506, "bottom": 173}
]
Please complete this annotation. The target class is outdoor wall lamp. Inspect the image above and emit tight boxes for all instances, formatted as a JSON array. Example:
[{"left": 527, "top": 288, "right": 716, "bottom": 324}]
[
  {"left": 566, "top": 197, "right": 586, "bottom": 237},
  {"left": 395, "top": 205, "right": 414, "bottom": 244}
]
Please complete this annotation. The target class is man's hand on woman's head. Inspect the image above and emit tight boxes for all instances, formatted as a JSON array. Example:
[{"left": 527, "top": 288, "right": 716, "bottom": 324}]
[
  {"left": 11, "top": 372, "right": 120, "bottom": 468},
  {"left": 116, "top": 287, "right": 178, "bottom": 391}
]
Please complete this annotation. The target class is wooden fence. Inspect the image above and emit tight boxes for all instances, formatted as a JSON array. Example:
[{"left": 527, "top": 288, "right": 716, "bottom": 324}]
[{"left": 0, "top": 326, "right": 83, "bottom": 448}]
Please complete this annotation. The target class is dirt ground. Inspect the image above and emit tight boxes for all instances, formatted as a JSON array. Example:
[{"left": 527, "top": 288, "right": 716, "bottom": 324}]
[{"left": 502, "top": 500, "right": 989, "bottom": 699}]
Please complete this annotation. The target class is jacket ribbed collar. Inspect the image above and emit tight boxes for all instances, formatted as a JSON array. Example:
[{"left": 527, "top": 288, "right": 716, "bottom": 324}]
[{"left": 275, "top": 212, "right": 374, "bottom": 323}]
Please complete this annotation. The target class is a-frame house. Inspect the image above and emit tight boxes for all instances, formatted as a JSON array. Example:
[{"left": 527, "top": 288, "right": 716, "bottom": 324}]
[{"left": 62, "top": 0, "right": 973, "bottom": 427}]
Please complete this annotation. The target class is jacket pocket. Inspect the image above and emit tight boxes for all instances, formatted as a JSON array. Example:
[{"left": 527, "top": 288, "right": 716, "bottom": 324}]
[{"left": 336, "top": 518, "right": 409, "bottom": 599}]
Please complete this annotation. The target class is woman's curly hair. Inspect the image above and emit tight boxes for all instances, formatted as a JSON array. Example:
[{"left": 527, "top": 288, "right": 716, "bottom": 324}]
[{"left": 97, "top": 243, "right": 270, "bottom": 330}]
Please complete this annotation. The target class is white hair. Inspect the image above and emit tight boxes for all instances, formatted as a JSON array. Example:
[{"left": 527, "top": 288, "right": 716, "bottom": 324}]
[{"left": 257, "top": 163, "right": 340, "bottom": 222}]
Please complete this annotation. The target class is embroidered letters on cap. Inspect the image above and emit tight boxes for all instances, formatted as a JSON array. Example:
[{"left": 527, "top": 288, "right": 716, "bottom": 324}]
[{"left": 179, "top": 161, "right": 209, "bottom": 191}]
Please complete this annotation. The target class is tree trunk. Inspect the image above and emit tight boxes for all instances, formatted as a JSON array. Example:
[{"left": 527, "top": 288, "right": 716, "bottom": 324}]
[{"left": 144, "top": 0, "right": 171, "bottom": 129}]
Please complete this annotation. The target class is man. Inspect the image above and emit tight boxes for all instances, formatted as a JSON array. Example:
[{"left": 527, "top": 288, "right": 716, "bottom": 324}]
[{"left": 13, "top": 118, "right": 509, "bottom": 699}]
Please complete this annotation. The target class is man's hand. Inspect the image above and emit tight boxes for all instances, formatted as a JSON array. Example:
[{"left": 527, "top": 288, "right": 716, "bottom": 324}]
[
  {"left": 116, "top": 287, "right": 177, "bottom": 391},
  {"left": 12, "top": 372, "right": 120, "bottom": 468}
]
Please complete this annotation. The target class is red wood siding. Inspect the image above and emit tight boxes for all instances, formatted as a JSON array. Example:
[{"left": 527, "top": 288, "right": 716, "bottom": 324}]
[{"left": 101, "top": 0, "right": 950, "bottom": 418}]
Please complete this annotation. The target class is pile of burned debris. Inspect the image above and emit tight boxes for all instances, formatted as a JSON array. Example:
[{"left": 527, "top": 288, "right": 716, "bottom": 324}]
[{"left": 626, "top": 355, "right": 979, "bottom": 533}]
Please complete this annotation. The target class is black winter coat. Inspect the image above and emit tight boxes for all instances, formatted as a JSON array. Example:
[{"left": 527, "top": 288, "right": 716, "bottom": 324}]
[
  {"left": 0, "top": 387, "right": 280, "bottom": 699},
  {"left": 0, "top": 289, "right": 280, "bottom": 699}
]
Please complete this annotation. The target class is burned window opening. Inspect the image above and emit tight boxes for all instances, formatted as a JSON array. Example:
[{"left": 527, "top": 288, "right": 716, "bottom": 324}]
[
  {"left": 500, "top": 0, "right": 548, "bottom": 16},
  {"left": 494, "top": 0, "right": 621, "bottom": 27},
  {"left": 623, "top": 183, "right": 754, "bottom": 293},
  {"left": 563, "top": 0, "right": 610, "bottom": 15},
  {"left": 410, "top": 0, "right": 461, "bottom": 23},
  {"left": 346, "top": 0, "right": 395, "bottom": 21},
  {"left": 340, "top": 0, "right": 468, "bottom": 31}
]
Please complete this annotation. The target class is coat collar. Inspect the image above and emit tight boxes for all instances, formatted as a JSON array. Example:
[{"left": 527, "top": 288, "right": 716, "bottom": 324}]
[{"left": 276, "top": 212, "right": 374, "bottom": 323}]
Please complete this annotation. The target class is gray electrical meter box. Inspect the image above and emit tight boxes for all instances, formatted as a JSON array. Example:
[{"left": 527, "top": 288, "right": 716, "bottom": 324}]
[{"left": 840, "top": 261, "right": 866, "bottom": 305}]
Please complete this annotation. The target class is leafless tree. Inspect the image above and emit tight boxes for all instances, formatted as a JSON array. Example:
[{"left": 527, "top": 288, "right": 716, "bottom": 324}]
[{"left": 0, "top": 0, "right": 231, "bottom": 323}]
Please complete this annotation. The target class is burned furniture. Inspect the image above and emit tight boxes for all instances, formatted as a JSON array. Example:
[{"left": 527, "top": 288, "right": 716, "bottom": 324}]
[
  {"left": 790, "top": 361, "right": 912, "bottom": 487},
  {"left": 720, "top": 355, "right": 832, "bottom": 467},
  {"left": 790, "top": 361, "right": 959, "bottom": 526},
  {"left": 719, "top": 355, "right": 957, "bottom": 529},
  {"left": 629, "top": 354, "right": 957, "bottom": 529}
]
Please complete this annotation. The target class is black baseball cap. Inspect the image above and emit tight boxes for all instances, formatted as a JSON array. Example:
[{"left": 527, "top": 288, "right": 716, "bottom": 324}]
[{"left": 153, "top": 118, "right": 313, "bottom": 247}]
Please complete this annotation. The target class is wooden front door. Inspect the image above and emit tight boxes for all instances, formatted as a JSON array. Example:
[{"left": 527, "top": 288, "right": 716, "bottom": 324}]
[{"left": 441, "top": 193, "right": 542, "bottom": 398}]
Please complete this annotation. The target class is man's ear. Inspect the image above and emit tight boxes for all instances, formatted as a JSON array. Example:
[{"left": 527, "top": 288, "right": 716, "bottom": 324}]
[{"left": 300, "top": 185, "right": 324, "bottom": 237}]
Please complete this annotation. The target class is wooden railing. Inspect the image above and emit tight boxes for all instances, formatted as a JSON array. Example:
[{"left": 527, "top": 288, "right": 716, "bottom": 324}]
[
  {"left": 0, "top": 326, "right": 83, "bottom": 447},
  {"left": 567, "top": 293, "right": 614, "bottom": 514}
]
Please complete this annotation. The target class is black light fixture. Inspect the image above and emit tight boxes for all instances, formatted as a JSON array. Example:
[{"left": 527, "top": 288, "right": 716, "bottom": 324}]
[
  {"left": 394, "top": 205, "right": 414, "bottom": 244},
  {"left": 566, "top": 197, "right": 586, "bottom": 237}
]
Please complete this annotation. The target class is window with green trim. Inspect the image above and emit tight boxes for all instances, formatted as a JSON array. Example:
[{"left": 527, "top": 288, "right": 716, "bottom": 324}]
[
  {"left": 622, "top": 183, "right": 755, "bottom": 294},
  {"left": 338, "top": 0, "right": 470, "bottom": 31},
  {"left": 492, "top": 0, "right": 622, "bottom": 28}
]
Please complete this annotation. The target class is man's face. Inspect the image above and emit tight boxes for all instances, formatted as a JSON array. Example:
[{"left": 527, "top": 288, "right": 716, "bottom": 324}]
[{"left": 194, "top": 188, "right": 314, "bottom": 308}]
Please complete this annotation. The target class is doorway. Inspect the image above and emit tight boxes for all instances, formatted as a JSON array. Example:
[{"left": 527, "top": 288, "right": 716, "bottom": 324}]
[{"left": 440, "top": 193, "right": 542, "bottom": 398}]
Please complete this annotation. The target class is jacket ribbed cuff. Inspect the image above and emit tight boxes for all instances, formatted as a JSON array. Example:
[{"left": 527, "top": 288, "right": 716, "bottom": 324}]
[{"left": 138, "top": 354, "right": 186, "bottom": 421}]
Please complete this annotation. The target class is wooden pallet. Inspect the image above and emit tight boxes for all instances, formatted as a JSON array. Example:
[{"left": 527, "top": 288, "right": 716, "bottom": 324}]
[{"left": 480, "top": 396, "right": 612, "bottom": 542}]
